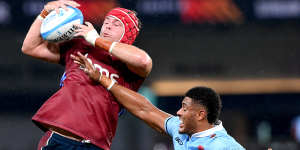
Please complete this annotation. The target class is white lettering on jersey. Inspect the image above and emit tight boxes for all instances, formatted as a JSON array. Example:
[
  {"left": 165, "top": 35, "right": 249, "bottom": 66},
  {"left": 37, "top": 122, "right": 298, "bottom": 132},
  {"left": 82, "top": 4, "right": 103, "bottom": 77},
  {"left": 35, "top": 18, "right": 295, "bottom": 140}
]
[{"left": 84, "top": 53, "right": 119, "bottom": 82}]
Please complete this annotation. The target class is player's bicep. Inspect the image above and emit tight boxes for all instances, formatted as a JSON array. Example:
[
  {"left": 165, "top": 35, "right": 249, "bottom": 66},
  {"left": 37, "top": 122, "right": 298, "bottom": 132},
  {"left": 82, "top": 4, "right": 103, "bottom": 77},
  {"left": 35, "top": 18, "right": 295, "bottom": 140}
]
[
  {"left": 126, "top": 63, "right": 152, "bottom": 78},
  {"left": 140, "top": 107, "right": 172, "bottom": 134},
  {"left": 29, "top": 42, "right": 60, "bottom": 63}
]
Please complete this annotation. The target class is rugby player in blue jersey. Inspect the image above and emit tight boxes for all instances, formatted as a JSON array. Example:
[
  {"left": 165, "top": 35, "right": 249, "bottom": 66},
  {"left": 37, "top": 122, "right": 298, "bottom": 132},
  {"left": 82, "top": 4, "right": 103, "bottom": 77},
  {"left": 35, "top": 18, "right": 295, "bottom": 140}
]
[{"left": 71, "top": 53, "right": 246, "bottom": 150}]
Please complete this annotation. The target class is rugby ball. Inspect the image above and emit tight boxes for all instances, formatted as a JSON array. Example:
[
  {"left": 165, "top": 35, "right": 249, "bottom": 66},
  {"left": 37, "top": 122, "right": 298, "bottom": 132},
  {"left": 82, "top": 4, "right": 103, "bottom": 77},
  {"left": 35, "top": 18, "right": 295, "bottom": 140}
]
[{"left": 40, "top": 6, "right": 84, "bottom": 42}]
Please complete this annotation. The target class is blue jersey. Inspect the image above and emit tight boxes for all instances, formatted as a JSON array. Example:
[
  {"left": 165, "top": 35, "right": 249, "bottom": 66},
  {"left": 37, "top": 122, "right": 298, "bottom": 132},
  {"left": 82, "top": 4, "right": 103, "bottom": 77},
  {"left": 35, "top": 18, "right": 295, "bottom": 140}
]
[{"left": 165, "top": 116, "right": 245, "bottom": 150}]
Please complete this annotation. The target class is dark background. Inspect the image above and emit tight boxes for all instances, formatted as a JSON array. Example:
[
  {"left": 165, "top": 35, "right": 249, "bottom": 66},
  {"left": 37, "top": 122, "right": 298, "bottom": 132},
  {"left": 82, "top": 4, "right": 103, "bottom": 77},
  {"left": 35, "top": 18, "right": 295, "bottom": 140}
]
[{"left": 0, "top": 0, "right": 300, "bottom": 150}]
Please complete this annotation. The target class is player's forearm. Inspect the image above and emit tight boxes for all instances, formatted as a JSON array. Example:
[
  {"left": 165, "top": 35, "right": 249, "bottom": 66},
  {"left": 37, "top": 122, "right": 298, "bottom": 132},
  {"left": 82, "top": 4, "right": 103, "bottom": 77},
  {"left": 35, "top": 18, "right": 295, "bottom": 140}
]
[
  {"left": 96, "top": 75, "right": 170, "bottom": 133},
  {"left": 99, "top": 76, "right": 170, "bottom": 133},
  {"left": 22, "top": 17, "right": 45, "bottom": 54},
  {"left": 95, "top": 38, "right": 152, "bottom": 77},
  {"left": 110, "top": 83, "right": 170, "bottom": 133},
  {"left": 22, "top": 14, "right": 60, "bottom": 63},
  {"left": 100, "top": 76, "right": 154, "bottom": 114}
]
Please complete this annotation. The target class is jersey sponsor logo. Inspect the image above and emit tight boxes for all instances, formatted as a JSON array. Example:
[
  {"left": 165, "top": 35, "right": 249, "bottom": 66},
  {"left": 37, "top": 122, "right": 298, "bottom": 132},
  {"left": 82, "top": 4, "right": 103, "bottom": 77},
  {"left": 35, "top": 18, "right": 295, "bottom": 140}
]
[
  {"left": 175, "top": 137, "right": 183, "bottom": 145},
  {"left": 85, "top": 53, "right": 119, "bottom": 83}
]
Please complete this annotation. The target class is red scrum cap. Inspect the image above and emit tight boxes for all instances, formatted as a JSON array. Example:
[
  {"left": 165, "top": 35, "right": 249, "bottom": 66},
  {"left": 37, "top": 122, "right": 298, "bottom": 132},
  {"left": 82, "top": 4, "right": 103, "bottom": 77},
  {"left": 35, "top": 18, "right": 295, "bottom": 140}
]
[{"left": 105, "top": 8, "right": 140, "bottom": 45}]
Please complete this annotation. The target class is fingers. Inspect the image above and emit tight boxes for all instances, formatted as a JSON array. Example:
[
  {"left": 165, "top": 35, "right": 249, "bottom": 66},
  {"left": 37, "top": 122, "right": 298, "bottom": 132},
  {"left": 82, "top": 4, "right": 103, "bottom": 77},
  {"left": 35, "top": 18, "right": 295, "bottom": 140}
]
[
  {"left": 71, "top": 54, "right": 85, "bottom": 69},
  {"left": 70, "top": 54, "right": 80, "bottom": 61},
  {"left": 74, "top": 23, "right": 98, "bottom": 42},
  {"left": 73, "top": 30, "right": 87, "bottom": 37},
  {"left": 73, "top": 52, "right": 88, "bottom": 67},
  {"left": 71, "top": 52, "right": 91, "bottom": 72},
  {"left": 74, "top": 22, "right": 94, "bottom": 30},
  {"left": 76, "top": 52, "right": 95, "bottom": 71},
  {"left": 63, "top": 0, "right": 80, "bottom": 8},
  {"left": 73, "top": 32, "right": 83, "bottom": 37},
  {"left": 45, "top": 0, "right": 80, "bottom": 14},
  {"left": 74, "top": 24, "right": 90, "bottom": 37},
  {"left": 74, "top": 24, "right": 93, "bottom": 32},
  {"left": 70, "top": 54, "right": 83, "bottom": 64},
  {"left": 59, "top": 1, "right": 68, "bottom": 12},
  {"left": 71, "top": 52, "right": 101, "bottom": 82},
  {"left": 74, "top": 24, "right": 87, "bottom": 29},
  {"left": 75, "top": 28, "right": 89, "bottom": 33},
  {"left": 76, "top": 51, "right": 86, "bottom": 59},
  {"left": 85, "top": 22, "right": 94, "bottom": 28},
  {"left": 73, "top": 60, "right": 82, "bottom": 66},
  {"left": 83, "top": 68, "right": 89, "bottom": 73},
  {"left": 44, "top": 3, "right": 59, "bottom": 13}
]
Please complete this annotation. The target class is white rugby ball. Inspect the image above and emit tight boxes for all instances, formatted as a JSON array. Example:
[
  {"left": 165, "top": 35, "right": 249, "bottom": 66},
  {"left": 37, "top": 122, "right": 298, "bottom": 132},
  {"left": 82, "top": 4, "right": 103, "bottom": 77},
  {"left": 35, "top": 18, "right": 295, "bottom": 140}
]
[{"left": 40, "top": 6, "right": 84, "bottom": 42}]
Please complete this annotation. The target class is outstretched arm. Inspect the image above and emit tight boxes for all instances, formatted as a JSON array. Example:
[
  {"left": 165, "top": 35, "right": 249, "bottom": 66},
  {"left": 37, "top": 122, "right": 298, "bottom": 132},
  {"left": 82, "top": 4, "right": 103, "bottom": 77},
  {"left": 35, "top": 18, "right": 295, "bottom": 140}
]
[
  {"left": 74, "top": 23, "right": 152, "bottom": 77},
  {"left": 102, "top": 76, "right": 170, "bottom": 133},
  {"left": 71, "top": 52, "right": 170, "bottom": 134}
]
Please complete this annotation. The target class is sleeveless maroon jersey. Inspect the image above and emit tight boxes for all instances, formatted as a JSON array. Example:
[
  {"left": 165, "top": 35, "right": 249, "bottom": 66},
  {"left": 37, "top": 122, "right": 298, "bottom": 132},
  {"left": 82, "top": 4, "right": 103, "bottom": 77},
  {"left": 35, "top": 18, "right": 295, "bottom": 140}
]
[{"left": 32, "top": 39, "right": 145, "bottom": 150}]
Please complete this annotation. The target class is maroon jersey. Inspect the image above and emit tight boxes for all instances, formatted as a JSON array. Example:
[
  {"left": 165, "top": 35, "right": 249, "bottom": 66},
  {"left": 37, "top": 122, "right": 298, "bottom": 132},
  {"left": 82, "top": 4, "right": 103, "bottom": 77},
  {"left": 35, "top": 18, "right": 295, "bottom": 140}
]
[{"left": 32, "top": 39, "right": 145, "bottom": 150}]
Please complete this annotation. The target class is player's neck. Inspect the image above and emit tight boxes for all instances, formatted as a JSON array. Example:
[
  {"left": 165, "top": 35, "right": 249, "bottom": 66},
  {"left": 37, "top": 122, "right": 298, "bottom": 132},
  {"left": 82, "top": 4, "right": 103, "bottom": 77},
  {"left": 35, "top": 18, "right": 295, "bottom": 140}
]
[{"left": 190, "top": 121, "right": 214, "bottom": 137}]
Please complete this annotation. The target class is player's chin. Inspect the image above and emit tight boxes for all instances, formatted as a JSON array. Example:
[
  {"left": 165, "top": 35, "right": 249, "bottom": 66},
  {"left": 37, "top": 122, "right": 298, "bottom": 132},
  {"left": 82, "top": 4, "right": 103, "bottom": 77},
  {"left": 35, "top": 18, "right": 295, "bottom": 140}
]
[
  {"left": 100, "top": 35, "right": 112, "bottom": 41},
  {"left": 178, "top": 129, "right": 186, "bottom": 134},
  {"left": 102, "top": 36, "right": 120, "bottom": 43},
  {"left": 178, "top": 125, "right": 185, "bottom": 134}
]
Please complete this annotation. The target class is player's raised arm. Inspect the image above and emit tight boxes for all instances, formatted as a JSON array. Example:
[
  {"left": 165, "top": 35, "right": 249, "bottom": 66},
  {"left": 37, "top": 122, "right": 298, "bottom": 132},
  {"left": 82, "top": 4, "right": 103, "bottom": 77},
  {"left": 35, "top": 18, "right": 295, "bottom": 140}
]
[
  {"left": 21, "top": 0, "right": 80, "bottom": 63},
  {"left": 103, "top": 76, "right": 169, "bottom": 133},
  {"left": 71, "top": 52, "right": 170, "bottom": 134},
  {"left": 74, "top": 10, "right": 152, "bottom": 78}
]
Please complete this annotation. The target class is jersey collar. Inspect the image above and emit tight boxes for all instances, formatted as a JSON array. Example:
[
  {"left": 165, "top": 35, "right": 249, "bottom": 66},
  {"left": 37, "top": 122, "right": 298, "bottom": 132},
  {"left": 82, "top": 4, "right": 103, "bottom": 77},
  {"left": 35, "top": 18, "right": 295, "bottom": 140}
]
[{"left": 192, "top": 120, "right": 224, "bottom": 138}]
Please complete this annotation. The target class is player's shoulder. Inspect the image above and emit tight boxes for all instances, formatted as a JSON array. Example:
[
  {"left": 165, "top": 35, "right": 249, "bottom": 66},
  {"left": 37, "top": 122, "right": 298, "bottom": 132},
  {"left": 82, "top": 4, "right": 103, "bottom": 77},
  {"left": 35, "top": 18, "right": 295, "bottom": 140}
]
[
  {"left": 167, "top": 116, "right": 180, "bottom": 122},
  {"left": 165, "top": 116, "right": 180, "bottom": 126},
  {"left": 164, "top": 116, "right": 180, "bottom": 136}
]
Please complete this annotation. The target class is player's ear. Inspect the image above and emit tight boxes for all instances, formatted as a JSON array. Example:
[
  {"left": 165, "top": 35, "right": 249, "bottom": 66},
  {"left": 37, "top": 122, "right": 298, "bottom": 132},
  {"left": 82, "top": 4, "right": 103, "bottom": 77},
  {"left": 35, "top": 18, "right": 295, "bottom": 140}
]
[{"left": 196, "top": 108, "right": 206, "bottom": 121}]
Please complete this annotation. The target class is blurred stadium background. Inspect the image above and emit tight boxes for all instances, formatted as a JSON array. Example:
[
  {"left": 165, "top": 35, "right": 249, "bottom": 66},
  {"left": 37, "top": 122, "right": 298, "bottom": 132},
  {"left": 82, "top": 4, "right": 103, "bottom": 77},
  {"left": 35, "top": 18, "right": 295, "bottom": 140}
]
[{"left": 0, "top": 0, "right": 300, "bottom": 149}]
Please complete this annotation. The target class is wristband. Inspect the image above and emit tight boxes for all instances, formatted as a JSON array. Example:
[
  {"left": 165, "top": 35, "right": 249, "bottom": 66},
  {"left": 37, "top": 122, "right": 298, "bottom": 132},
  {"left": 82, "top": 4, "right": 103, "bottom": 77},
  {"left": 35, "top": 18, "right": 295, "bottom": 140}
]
[
  {"left": 109, "top": 42, "right": 117, "bottom": 54},
  {"left": 40, "top": 9, "right": 49, "bottom": 19},
  {"left": 85, "top": 29, "right": 100, "bottom": 46},
  {"left": 107, "top": 80, "right": 116, "bottom": 91}
]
